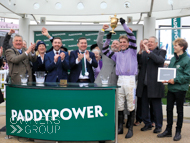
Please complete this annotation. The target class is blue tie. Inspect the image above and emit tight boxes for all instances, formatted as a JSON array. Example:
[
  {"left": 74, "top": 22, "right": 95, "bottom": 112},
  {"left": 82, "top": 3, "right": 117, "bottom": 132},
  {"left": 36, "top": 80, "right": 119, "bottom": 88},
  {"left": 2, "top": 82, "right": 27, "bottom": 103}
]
[{"left": 18, "top": 49, "right": 22, "bottom": 54}]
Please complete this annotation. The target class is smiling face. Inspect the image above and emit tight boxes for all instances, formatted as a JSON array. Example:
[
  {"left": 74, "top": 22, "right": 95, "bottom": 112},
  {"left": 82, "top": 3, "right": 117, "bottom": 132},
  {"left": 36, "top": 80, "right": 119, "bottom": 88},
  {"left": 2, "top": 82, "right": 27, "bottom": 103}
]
[
  {"left": 12, "top": 36, "right": 23, "bottom": 49},
  {"left": 119, "top": 38, "right": 129, "bottom": 51},
  {"left": 174, "top": 42, "right": 183, "bottom": 54},
  {"left": 148, "top": 37, "right": 158, "bottom": 51},
  {"left": 38, "top": 44, "right": 46, "bottom": 54},
  {"left": 52, "top": 39, "right": 62, "bottom": 51},
  {"left": 77, "top": 39, "right": 87, "bottom": 52},
  {"left": 111, "top": 40, "right": 120, "bottom": 52},
  {"left": 93, "top": 50, "right": 101, "bottom": 61}
]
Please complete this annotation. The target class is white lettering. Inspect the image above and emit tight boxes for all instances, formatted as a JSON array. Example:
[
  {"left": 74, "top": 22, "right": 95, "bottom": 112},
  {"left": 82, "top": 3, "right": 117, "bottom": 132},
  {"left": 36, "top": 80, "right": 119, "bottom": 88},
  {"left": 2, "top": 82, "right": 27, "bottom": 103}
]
[
  {"left": 87, "top": 106, "right": 94, "bottom": 118},
  {"left": 17, "top": 110, "right": 25, "bottom": 121},
  {"left": 60, "top": 108, "right": 72, "bottom": 120},
  {"left": 11, "top": 110, "right": 17, "bottom": 121},
  {"left": 33, "top": 110, "right": 42, "bottom": 121},
  {"left": 72, "top": 107, "right": 86, "bottom": 119},
  {"left": 25, "top": 110, "right": 33, "bottom": 121},
  {"left": 51, "top": 109, "right": 59, "bottom": 121},
  {"left": 42, "top": 109, "right": 51, "bottom": 121},
  {"left": 95, "top": 105, "right": 104, "bottom": 117}
]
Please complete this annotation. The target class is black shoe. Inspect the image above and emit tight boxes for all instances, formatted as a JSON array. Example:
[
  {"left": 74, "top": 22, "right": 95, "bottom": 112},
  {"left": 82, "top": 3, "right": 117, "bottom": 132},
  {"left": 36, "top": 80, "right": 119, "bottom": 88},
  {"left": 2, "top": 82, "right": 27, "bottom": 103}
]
[
  {"left": 157, "top": 130, "right": 172, "bottom": 138},
  {"left": 173, "top": 132, "right": 181, "bottom": 141},
  {"left": 0, "top": 126, "right": 6, "bottom": 132},
  {"left": 125, "top": 110, "right": 135, "bottom": 138},
  {"left": 125, "top": 129, "right": 133, "bottom": 138},
  {"left": 141, "top": 125, "right": 152, "bottom": 131},
  {"left": 99, "top": 141, "right": 105, "bottom": 143},
  {"left": 153, "top": 128, "right": 162, "bottom": 133}
]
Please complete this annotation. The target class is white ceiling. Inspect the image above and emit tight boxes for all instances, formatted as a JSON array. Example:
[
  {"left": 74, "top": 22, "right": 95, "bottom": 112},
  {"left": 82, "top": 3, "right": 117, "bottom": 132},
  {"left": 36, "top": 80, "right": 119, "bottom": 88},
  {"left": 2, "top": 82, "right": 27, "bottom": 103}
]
[{"left": 0, "top": 0, "right": 190, "bottom": 23}]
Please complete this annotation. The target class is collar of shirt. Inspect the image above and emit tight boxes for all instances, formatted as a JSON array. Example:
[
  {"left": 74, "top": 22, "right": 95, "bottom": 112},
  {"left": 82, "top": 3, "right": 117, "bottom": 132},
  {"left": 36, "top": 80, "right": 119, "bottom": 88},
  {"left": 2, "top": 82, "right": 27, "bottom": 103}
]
[
  {"left": 17, "top": 49, "right": 22, "bottom": 52},
  {"left": 79, "top": 50, "right": 86, "bottom": 54},
  {"left": 121, "top": 48, "right": 129, "bottom": 53},
  {"left": 53, "top": 49, "right": 60, "bottom": 55},
  {"left": 37, "top": 53, "right": 46, "bottom": 57}
]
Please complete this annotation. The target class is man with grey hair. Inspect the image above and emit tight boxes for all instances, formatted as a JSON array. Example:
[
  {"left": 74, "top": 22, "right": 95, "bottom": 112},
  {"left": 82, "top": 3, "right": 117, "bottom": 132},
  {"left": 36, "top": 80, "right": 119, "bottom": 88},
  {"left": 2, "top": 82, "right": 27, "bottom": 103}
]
[
  {"left": 136, "top": 36, "right": 166, "bottom": 133},
  {"left": 3, "top": 29, "right": 28, "bottom": 52},
  {"left": 5, "top": 34, "right": 36, "bottom": 84}
]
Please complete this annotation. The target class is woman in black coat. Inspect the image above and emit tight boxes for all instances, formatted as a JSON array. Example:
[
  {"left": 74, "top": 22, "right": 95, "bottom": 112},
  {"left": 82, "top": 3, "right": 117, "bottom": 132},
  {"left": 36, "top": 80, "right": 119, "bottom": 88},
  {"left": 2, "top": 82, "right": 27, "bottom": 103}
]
[{"left": 32, "top": 41, "right": 47, "bottom": 81}]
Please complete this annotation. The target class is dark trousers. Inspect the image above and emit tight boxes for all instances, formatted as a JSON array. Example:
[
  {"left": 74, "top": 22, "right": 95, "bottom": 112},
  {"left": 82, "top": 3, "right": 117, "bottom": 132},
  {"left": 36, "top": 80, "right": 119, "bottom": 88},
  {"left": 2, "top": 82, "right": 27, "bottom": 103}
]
[
  {"left": 141, "top": 86, "right": 163, "bottom": 128},
  {"left": 135, "top": 97, "right": 142, "bottom": 122},
  {"left": 166, "top": 91, "right": 186, "bottom": 132},
  {"left": 136, "top": 96, "right": 155, "bottom": 123}
]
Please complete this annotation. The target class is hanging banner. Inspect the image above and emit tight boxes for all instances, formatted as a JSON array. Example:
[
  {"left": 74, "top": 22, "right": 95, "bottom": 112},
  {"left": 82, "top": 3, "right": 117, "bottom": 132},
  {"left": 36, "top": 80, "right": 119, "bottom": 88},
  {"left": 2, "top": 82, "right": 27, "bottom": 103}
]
[{"left": 171, "top": 18, "right": 181, "bottom": 54}]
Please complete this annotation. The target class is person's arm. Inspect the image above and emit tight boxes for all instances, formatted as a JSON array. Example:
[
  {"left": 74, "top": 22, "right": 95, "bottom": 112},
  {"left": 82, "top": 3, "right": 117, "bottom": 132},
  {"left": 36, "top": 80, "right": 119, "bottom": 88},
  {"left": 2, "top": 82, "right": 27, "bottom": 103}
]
[
  {"left": 102, "top": 32, "right": 117, "bottom": 62},
  {"left": 44, "top": 54, "right": 57, "bottom": 72},
  {"left": 5, "top": 49, "right": 27, "bottom": 64},
  {"left": 120, "top": 18, "right": 137, "bottom": 50},
  {"left": 69, "top": 51, "right": 78, "bottom": 69},
  {"left": 148, "top": 49, "right": 166, "bottom": 65},
  {"left": 61, "top": 52, "right": 70, "bottom": 70},
  {"left": 3, "top": 29, "right": 15, "bottom": 52},
  {"left": 42, "top": 27, "right": 52, "bottom": 39},
  {"left": 97, "top": 24, "right": 109, "bottom": 54},
  {"left": 168, "top": 60, "right": 190, "bottom": 85}
]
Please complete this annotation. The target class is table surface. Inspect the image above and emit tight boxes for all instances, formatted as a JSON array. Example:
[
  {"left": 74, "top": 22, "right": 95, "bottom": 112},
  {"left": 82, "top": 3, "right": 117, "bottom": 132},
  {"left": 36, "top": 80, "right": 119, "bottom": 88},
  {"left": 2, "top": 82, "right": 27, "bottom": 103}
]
[{"left": 6, "top": 82, "right": 120, "bottom": 89}]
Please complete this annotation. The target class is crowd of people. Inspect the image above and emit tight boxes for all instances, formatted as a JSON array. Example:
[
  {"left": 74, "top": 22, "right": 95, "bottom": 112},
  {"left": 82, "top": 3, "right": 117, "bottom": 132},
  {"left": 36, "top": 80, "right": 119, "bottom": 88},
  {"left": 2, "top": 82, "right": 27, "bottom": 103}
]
[{"left": 0, "top": 18, "right": 190, "bottom": 142}]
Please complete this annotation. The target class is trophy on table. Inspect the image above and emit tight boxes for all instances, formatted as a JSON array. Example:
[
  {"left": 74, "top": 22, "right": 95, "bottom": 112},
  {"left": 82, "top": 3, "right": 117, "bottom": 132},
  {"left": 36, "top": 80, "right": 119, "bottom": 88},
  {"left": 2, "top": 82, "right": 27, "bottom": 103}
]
[{"left": 110, "top": 14, "right": 119, "bottom": 34}]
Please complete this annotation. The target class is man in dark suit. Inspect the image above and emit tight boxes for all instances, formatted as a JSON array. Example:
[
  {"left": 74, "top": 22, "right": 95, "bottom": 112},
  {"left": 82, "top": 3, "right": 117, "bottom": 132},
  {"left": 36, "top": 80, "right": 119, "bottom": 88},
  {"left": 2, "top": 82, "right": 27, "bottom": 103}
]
[
  {"left": 136, "top": 36, "right": 166, "bottom": 134},
  {"left": 44, "top": 37, "right": 70, "bottom": 82},
  {"left": 69, "top": 37, "right": 98, "bottom": 83}
]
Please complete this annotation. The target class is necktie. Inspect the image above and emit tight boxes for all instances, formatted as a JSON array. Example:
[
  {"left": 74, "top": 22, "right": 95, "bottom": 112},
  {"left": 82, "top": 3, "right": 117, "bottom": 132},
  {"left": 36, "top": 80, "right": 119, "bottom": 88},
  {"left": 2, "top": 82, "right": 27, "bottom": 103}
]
[
  {"left": 81, "top": 52, "right": 85, "bottom": 76},
  {"left": 56, "top": 52, "right": 59, "bottom": 55},
  {"left": 18, "top": 49, "right": 22, "bottom": 54}
]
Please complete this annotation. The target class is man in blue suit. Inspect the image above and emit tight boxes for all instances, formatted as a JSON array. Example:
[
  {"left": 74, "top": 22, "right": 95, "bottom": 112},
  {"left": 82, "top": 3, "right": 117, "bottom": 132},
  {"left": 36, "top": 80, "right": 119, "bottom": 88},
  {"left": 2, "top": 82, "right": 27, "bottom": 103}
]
[
  {"left": 45, "top": 37, "right": 70, "bottom": 82},
  {"left": 69, "top": 37, "right": 98, "bottom": 83}
]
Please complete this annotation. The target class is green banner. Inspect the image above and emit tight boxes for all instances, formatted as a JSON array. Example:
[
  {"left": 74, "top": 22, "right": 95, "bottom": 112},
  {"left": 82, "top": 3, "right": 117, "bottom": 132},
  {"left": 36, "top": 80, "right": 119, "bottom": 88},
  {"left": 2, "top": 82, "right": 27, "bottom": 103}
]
[
  {"left": 6, "top": 86, "right": 115, "bottom": 141},
  {"left": 34, "top": 31, "right": 137, "bottom": 51},
  {"left": 171, "top": 18, "right": 181, "bottom": 54}
]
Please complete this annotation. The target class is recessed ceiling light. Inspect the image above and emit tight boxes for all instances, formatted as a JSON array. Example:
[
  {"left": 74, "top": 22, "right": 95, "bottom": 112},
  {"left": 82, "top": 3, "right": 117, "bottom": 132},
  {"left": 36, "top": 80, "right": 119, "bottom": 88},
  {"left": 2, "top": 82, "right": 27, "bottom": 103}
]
[
  {"left": 168, "top": 0, "right": 173, "bottom": 5},
  {"left": 8, "top": 0, "right": 11, "bottom": 5},
  {"left": 100, "top": 2, "right": 107, "bottom": 9},
  {"left": 55, "top": 2, "right": 62, "bottom": 9},
  {"left": 124, "top": 1, "right": 131, "bottom": 8},
  {"left": 77, "top": 2, "right": 84, "bottom": 10},
  {"left": 33, "top": 3, "right": 40, "bottom": 9}
]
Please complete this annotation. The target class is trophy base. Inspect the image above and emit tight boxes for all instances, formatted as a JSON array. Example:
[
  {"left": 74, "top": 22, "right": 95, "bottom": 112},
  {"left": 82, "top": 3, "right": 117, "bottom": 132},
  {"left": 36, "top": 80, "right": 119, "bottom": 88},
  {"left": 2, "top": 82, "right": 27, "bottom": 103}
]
[{"left": 110, "top": 30, "right": 116, "bottom": 34}]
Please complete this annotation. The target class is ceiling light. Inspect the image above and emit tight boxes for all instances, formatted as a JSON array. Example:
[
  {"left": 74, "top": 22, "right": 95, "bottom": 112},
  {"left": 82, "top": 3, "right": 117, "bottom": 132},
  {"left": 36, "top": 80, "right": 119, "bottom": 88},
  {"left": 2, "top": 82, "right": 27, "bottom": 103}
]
[
  {"left": 33, "top": 3, "right": 40, "bottom": 10},
  {"left": 77, "top": 2, "right": 84, "bottom": 10},
  {"left": 55, "top": 2, "right": 62, "bottom": 9},
  {"left": 100, "top": 2, "right": 107, "bottom": 9},
  {"left": 124, "top": 1, "right": 131, "bottom": 8}
]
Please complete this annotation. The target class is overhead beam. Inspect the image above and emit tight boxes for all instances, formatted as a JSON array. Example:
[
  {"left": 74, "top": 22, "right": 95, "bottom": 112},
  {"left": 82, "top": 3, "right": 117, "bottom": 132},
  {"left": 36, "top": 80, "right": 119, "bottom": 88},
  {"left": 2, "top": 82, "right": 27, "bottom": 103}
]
[{"left": 148, "top": 0, "right": 154, "bottom": 17}]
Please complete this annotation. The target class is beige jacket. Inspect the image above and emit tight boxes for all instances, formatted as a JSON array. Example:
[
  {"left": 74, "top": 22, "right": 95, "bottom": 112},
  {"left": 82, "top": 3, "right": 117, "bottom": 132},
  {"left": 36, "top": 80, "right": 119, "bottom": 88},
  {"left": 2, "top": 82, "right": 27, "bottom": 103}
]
[{"left": 5, "top": 47, "right": 37, "bottom": 84}]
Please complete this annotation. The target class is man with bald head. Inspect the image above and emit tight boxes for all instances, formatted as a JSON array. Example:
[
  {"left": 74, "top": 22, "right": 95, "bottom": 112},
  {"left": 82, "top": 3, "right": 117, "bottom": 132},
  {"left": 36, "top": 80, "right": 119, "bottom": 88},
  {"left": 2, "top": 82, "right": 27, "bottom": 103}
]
[
  {"left": 111, "top": 40, "right": 120, "bottom": 52},
  {"left": 136, "top": 36, "right": 166, "bottom": 134}
]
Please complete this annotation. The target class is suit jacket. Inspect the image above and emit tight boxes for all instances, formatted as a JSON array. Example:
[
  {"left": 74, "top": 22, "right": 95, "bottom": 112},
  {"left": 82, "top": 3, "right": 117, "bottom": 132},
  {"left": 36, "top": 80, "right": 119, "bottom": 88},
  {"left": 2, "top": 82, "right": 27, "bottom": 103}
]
[
  {"left": 69, "top": 50, "right": 98, "bottom": 83},
  {"left": 136, "top": 47, "right": 166, "bottom": 98},
  {"left": 95, "top": 31, "right": 118, "bottom": 84},
  {"left": 45, "top": 50, "right": 69, "bottom": 82},
  {"left": 32, "top": 56, "right": 46, "bottom": 81},
  {"left": 5, "top": 47, "right": 37, "bottom": 84}
]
